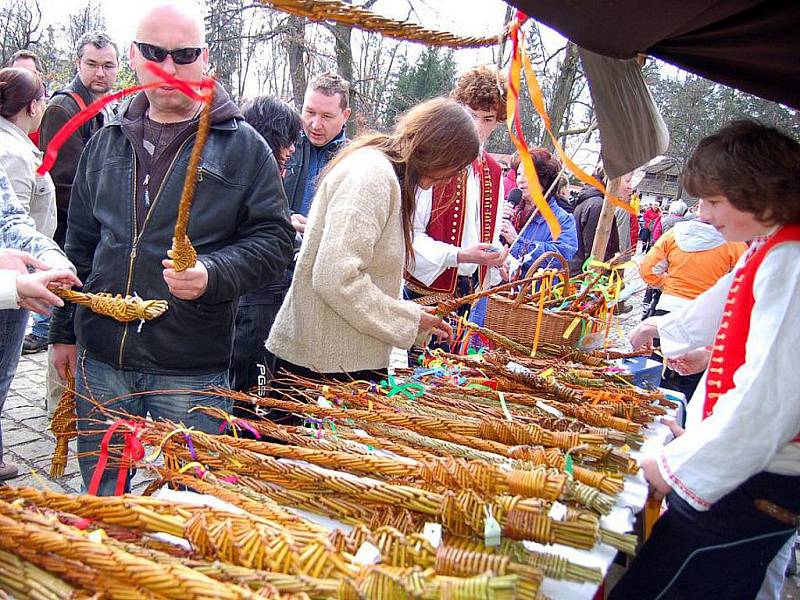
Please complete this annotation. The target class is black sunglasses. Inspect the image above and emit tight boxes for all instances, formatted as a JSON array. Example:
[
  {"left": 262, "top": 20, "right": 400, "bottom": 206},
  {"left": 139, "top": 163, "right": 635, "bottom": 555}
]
[{"left": 134, "top": 41, "right": 203, "bottom": 65}]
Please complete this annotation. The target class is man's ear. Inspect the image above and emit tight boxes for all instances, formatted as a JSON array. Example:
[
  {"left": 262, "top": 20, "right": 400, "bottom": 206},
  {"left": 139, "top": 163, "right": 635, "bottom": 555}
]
[{"left": 343, "top": 107, "right": 352, "bottom": 122}]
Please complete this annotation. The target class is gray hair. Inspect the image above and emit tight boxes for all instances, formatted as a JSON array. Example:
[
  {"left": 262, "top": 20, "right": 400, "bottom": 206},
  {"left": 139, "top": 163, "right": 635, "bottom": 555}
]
[
  {"left": 75, "top": 31, "right": 118, "bottom": 60},
  {"left": 669, "top": 200, "right": 688, "bottom": 216}
]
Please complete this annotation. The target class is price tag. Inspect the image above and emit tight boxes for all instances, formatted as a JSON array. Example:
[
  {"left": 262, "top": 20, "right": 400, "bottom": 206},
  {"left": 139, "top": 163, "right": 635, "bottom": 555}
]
[
  {"left": 484, "top": 511, "right": 502, "bottom": 547},
  {"left": 506, "top": 361, "right": 528, "bottom": 374},
  {"left": 422, "top": 522, "right": 442, "bottom": 548},
  {"left": 535, "top": 400, "right": 563, "bottom": 418},
  {"left": 87, "top": 529, "right": 106, "bottom": 543},
  {"left": 354, "top": 541, "right": 382, "bottom": 565},
  {"left": 316, "top": 396, "right": 334, "bottom": 409},
  {"left": 548, "top": 501, "right": 567, "bottom": 521}
]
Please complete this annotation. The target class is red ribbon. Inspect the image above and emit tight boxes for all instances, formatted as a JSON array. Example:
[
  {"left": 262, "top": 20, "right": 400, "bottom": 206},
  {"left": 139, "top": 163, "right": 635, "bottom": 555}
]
[
  {"left": 88, "top": 419, "right": 145, "bottom": 496},
  {"left": 38, "top": 63, "right": 214, "bottom": 176}
]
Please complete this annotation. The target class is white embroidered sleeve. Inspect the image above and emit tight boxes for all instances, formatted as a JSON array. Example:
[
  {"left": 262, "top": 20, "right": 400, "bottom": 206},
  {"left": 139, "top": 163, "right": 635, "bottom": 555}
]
[
  {"left": 409, "top": 187, "right": 459, "bottom": 286},
  {"left": 655, "top": 243, "right": 800, "bottom": 511},
  {"left": 655, "top": 269, "right": 733, "bottom": 357}
]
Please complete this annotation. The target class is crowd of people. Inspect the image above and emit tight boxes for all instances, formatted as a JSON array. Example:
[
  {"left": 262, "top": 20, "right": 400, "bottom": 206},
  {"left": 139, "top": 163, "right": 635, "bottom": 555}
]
[{"left": 0, "top": 1, "right": 797, "bottom": 598}]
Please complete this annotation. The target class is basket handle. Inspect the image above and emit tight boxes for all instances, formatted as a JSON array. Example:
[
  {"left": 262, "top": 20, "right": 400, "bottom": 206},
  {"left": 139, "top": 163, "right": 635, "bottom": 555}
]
[{"left": 512, "top": 251, "right": 572, "bottom": 305}]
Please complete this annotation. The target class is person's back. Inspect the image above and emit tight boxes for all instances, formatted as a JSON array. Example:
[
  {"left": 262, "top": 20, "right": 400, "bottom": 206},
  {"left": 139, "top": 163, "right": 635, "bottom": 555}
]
[
  {"left": 570, "top": 184, "right": 619, "bottom": 274},
  {"left": 640, "top": 219, "right": 746, "bottom": 312}
]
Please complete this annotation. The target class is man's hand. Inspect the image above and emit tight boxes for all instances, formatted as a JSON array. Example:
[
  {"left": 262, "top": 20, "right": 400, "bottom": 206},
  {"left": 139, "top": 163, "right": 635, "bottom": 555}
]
[
  {"left": 666, "top": 348, "right": 711, "bottom": 376},
  {"left": 51, "top": 343, "right": 77, "bottom": 380},
  {"left": 17, "top": 270, "right": 82, "bottom": 315},
  {"left": 629, "top": 319, "right": 659, "bottom": 350},
  {"left": 162, "top": 259, "right": 209, "bottom": 300},
  {"left": 291, "top": 214, "right": 307, "bottom": 234},
  {"left": 419, "top": 308, "right": 453, "bottom": 341},
  {"left": 0, "top": 249, "right": 50, "bottom": 274},
  {"left": 641, "top": 456, "right": 673, "bottom": 501},
  {"left": 457, "top": 243, "right": 508, "bottom": 268}
]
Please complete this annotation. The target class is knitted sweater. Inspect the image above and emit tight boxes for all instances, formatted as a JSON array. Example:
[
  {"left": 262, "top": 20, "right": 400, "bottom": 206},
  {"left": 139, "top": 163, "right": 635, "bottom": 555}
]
[{"left": 267, "top": 147, "right": 422, "bottom": 373}]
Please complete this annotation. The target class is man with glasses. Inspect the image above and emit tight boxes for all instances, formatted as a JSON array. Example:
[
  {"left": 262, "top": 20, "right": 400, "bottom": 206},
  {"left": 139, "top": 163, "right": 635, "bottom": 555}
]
[
  {"left": 25, "top": 33, "right": 119, "bottom": 361},
  {"left": 49, "top": 1, "right": 294, "bottom": 496}
]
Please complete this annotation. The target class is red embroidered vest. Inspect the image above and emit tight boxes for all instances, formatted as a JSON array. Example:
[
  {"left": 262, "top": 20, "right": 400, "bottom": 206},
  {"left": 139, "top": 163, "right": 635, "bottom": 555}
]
[
  {"left": 704, "top": 224, "right": 800, "bottom": 442},
  {"left": 406, "top": 151, "right": 502, "bottom": 294}
]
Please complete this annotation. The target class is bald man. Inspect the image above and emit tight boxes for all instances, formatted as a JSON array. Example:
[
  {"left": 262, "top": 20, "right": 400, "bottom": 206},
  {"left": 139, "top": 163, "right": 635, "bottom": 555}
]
[{"left": 49, "top": 1, "right": 294, "bottom": 495}]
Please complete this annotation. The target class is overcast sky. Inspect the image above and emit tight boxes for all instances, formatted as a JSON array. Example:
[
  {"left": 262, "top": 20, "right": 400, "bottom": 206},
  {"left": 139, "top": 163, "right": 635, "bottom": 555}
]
[{"left": 34, "top": 0, "right": 566, "bottom": 68}]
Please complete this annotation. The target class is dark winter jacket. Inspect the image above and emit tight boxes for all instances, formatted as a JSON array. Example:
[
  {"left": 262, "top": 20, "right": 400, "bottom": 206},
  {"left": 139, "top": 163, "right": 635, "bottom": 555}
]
[
  {"left": 569, "top": 185, "right": 620, "bottom": 274},
  {"left": 38, "top": 76, "right": 104, "bottom": 247},
  {"left": 283, "top": 129, "right": 347, "bottom": 216},
  {"left": 49, "top": 82, "right": 295, "bottom": 375}
]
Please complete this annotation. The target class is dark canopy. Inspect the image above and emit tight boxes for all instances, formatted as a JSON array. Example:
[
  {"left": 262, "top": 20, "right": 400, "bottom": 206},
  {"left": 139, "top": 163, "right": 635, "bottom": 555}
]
[{"left": 510, "top": 0, "right": 800, "bottom": 109}]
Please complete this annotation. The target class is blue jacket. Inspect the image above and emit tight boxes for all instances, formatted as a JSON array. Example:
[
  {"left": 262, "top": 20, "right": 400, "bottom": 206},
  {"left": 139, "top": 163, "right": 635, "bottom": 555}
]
[
  {"left": 510, "top": 197, "right": 578, "bottom": 274},
  {"left": 471, "top": 197, "right": 577, "bottom": 326}
]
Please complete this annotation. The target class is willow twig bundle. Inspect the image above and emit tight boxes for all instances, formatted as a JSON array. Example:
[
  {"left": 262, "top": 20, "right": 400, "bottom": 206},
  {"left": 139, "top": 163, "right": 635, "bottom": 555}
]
[{"left": 49, "top": 286, "right": 168, "bottom": 322}]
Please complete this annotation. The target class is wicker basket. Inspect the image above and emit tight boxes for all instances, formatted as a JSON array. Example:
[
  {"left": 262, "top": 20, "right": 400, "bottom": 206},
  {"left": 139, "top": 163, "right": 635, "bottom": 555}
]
[{"left": 484, "top": 252, "right": 582, "bottom": 348}]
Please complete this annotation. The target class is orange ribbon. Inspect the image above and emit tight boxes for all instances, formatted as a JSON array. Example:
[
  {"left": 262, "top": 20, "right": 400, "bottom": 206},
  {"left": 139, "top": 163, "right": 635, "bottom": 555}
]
[{"left": 506, "top": 13, "right": 634, "bottom": 242}]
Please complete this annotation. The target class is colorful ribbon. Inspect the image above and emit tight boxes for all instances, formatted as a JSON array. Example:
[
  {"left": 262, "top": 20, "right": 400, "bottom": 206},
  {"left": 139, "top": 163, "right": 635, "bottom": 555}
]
[
  {"left": 38, "top": 63, "right": 214, "bottom": 176},
  {"left": 506, "top": 13, "right": 635, "bottom": 244},
  {"left": 88, "top": 419, "right": 145, "bottom": 496}
]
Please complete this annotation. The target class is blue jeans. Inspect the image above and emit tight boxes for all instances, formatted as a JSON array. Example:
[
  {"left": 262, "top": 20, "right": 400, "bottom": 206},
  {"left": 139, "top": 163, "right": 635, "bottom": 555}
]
[
  {"left": 74, "top": 348, "right": 232, "bottom": 496},
  {"left": 0, "top": 308, "right": 28, "bottom": 461},
  {"left": 31, "top": 311, "right": 50, "bottom": 339}
]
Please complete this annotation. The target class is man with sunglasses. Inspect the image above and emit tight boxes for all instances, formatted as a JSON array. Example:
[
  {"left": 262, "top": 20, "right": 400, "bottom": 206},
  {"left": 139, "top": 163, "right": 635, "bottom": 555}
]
[{"left": 49, "top": 1, "right": 294, "bottom": 496}]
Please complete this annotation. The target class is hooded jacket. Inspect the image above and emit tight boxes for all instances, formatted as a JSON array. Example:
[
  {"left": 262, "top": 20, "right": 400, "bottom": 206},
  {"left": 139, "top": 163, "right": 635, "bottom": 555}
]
[
  {"left": 639, "top": 219, "right": 746, "bottom": 312},
  {"left": 569, "top": 185, "right": 620, "bottom": 274},
  {"left": 49, "top": 83, "right": 295, "bottom": 375},
  {"left": 39, "top": 76, "right": 106, "bottom": 247}
]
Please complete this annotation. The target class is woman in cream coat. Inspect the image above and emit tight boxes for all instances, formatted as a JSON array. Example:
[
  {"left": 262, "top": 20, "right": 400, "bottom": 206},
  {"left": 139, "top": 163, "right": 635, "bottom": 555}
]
[{"left": 268, "top": 98, "right": 480, "bottom": 380}]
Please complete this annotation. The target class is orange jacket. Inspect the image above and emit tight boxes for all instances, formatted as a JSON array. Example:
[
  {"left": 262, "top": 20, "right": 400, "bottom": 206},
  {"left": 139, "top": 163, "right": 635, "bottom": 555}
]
[{"left": 640, "top": 220, "right": 746, "bottom": 301}]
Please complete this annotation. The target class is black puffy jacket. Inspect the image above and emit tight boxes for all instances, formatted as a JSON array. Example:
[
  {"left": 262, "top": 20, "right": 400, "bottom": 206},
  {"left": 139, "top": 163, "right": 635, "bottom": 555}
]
[{"left": 50, "top": 88, "right": 295, "bottom": 375}]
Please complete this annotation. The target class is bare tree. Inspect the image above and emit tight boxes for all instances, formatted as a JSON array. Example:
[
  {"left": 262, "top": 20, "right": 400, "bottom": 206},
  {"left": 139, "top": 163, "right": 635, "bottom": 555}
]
[
  {"left": 284, "top": 14, "right": 308, "bottom": 107},
  {"left": 0, "top": 0, "right": 42, "bottom": 66}
]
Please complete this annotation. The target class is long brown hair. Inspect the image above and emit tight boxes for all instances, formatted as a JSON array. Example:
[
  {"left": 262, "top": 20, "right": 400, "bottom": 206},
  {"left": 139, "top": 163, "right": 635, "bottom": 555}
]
[
  {"left": 0, "top": 67, "right": 44, "bottom": 119},
  {"left": 321, "top": 97, "right": 480, "bottom": 264}
]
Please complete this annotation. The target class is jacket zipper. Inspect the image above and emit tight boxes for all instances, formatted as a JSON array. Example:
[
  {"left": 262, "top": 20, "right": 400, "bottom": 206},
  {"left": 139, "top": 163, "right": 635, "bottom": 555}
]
[{"left": 116, "top": 134, "right": 198, "bottom": 367}]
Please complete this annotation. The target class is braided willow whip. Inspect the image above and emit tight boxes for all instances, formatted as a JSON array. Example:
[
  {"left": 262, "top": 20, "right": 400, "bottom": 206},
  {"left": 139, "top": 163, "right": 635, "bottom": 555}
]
[
  {"left": 49, "top": 369, "right": 76, "bottom": 477},
  {"left": 0, "top": 549, "right": 77, "bottom": 600},
  {"left": 0, "top": 501, "right": 251, "bottom": 600},
  {"left": 169, "top": 84, "right": 215, "bottom": 272},
  {"left": 258, "top": 0, "right": 504, "bottom": 49},
  {"left": 49, "top": 286, "right": 168, "bottom": 322}
]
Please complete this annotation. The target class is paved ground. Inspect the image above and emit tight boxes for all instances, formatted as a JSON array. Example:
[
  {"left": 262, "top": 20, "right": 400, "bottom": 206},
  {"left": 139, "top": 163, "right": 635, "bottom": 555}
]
[{"left": 2, "top": 350, "right": 154, "bottom": 495}]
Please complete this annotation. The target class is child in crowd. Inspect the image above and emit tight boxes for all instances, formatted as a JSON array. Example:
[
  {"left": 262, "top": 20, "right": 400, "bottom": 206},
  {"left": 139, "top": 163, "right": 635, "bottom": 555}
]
[{"left": 613, "top": 120, "right": 800, "bottom": 599}]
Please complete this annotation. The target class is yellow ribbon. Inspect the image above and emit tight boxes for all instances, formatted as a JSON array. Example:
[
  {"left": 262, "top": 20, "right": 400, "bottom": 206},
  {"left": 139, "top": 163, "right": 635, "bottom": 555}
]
[
  {"left": 144, "top": 426, "right": 196, "bottom": 463},
  {"left": 529, "top": 277, "right": 548, "bottom": 357}
]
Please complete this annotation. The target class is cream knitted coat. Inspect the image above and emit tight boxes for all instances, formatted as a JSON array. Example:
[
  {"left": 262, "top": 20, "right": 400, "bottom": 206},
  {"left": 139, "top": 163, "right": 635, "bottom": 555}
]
[{"left": 267, "top": 147, "right": 422, "bottom": 373}]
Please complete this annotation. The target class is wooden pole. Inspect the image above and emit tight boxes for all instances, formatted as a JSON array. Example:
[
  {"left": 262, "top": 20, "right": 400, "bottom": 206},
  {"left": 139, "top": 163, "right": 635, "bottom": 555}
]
[{"left": 589, "top": 177, "right": 621, "bottom": 265}]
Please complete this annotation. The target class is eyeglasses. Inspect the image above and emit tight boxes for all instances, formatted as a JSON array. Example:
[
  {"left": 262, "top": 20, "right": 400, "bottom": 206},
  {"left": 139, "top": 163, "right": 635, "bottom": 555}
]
[
  {"left": 134, "top": 41, "right": 203, "bottom": 65},
  {"left": 81, "top": 61, "right": 118, "bottom": 72}
]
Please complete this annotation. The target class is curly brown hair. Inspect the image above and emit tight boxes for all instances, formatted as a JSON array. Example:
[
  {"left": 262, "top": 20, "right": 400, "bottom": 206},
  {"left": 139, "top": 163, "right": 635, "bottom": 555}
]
[
  {"left": 451, "top": 65, "right": 508, "bottom": 120},
  {"left": 682, "top": 120, "right": 800, "bottom": 225}
]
